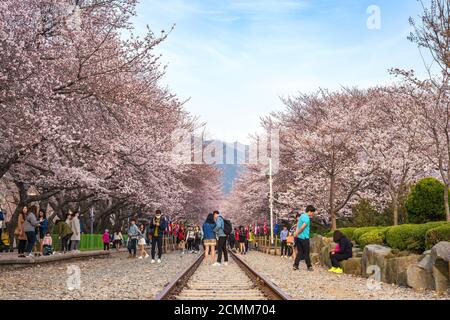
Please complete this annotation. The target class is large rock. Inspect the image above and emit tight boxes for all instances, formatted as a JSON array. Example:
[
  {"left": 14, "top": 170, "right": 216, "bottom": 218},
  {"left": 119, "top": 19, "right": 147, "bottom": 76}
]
[
  {"left": 418, "top": 252, "right": 433, "bottom": 272},
  {"left": 362, "top": 244, "right": 393, "bottom": 281},
  {"left": 430, "top": 241, "right": 450, "bottom": 264},
  {"left": 430, "top": 242, "right": 450, "bottom": 293},
  {"left": 341, "top": 257, "right": 362, "bottom": 276},
  {"left": 407, "top": 264, "right": 435, "bottom": 290},
  {"left": 319, "top": 243, "right": 336, "bottom": 268},
  {"left": 310, "top": 235, "right": 323, "bottom": 254},
  {"left": 310, "top": 253, "right": 319, "bottom": 265},
  {"left": 385, "top": 255, "right": 421, "bottom": 286},
  {"left": 352, "top": 247, "right": 363, "bottom": 258},
  {"left": 310, "top": 235, "right": 332, "bottom": 254}
]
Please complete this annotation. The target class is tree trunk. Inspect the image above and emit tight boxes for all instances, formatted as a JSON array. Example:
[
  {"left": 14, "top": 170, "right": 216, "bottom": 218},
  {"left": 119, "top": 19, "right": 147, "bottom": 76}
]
[
  {"left": 393, "top": 197, "right": 399, "bottom": 226},
  {"left": 444, "top": 182, "right": 450, "bottom": 222},
  {"left": 330, "top": 175, "right": 337, "bottom": 231}
]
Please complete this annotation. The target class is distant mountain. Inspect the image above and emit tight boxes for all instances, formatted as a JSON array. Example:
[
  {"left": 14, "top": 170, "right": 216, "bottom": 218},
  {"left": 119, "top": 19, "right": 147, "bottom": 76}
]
[
  {"left": 203, "top": 140, "right": 248, "bottom": 195},
  {"left": 216, "top": 164, "right": 243, "bottom": 194}
]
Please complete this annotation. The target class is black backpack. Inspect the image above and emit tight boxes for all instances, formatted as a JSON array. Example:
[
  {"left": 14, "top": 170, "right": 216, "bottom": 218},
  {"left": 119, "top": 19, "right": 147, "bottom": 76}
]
[{"left": 223, "top": 219, "right": 232, "bottom": 236}]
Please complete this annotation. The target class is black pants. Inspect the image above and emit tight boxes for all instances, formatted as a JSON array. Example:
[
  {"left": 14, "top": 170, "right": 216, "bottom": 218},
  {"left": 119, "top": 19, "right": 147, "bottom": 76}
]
[
  {"left": 61, "top": 235, "right": 71, "bottom": 252},
  {"left": 294, "top": 238, "right": 311, "bottom": 268},
  {"left": 245, "top": 240, "right": 249, "bottom": 252},
  {"left": 281, "top": 240, "right": 287, "bottom": 256},
  {"left": 25, "top": 231, "right": 36, "bottom": 254},
  {"left": 187, "top": 239, "right": 194, "bottom": 251},
  {"left": 330, "top": 253, "right": 351, "bottom": 268},
  {"left": 128, "top": 238, "right": 137, "bottom": 255},
  {"left": 103, "top": 242, "right": 110, "bottom": 251},
  {"left": 217, "top": 236, "right": 228, "bottom": 263},
  {"left": 194, "top": 238, "right": 200, "bottom": 251},
  {"left": 151, "top": 236, "right": 163, "bottom": 259},
  {"left": 18, "top": 239, "right": 27, "bottom": 254}
]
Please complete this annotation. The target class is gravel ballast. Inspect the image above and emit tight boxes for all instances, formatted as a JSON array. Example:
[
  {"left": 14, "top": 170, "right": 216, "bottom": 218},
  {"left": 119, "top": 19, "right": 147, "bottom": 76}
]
[
  {"left": 0, "top": 251, "right": 197, "bottom": 300},
  {"left": 239, "top": 251, "right": 449, "bottom": 300}
]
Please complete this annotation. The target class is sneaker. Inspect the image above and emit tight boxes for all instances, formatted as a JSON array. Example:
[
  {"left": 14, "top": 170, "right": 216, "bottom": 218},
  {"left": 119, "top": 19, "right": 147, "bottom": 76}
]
[
  {"left": 223, "top": 262, "right": 228, "bottom": 266},
  {"left": 292, "top": 266, "right": 299, "bottom": 271},
  {"left": 307, "top": 267, "right": 314, "bottom": 272},
  {"left": 27, "top": 253, "right": 34, "bottom": 258},
  {"left": 212, "top": 262, "right": 221, "bottom": 267},
  {"left": 328, "top": 267, "right": 337, "bottom": 272},
  {"left": 138, "top": 256, "right": 143, "bottom": 260},
  {"left": 333, "top": 268, "right": 343, "bottom": 274},
  {"left": 151, "top": 259, "right": 155, "bottom": 264},
  {"left": 144, "top": 254, "right": 149, "bottom": 259},
  {"left": 157, "top": 259, "right": 161, "bottom": 263}
]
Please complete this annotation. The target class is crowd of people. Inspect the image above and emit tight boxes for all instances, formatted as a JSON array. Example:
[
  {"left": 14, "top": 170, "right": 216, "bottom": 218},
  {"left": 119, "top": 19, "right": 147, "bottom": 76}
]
[
  {"left": 2, "top": 204, "right": 353, "bottom": 273},
  {"left": 12, "top": 206, "right": 82, "bottom": 257}
]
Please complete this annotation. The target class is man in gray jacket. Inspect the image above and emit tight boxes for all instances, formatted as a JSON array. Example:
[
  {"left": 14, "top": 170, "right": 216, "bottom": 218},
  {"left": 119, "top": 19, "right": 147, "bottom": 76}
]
[{"left": 23, "top": 207, "right": 39, "bottom": 257}]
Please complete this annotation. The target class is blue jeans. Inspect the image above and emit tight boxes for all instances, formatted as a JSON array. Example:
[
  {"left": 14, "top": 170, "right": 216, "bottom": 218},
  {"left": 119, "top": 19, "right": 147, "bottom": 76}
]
[{"left": 25, "top": 231, "right": 36, "bottom": 254}]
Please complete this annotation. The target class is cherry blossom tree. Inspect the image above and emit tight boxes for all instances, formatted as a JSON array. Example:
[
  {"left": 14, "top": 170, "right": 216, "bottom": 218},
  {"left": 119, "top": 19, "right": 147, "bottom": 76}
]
[{"left": 392, "top": 0, "right": 450, "bottom": 221}]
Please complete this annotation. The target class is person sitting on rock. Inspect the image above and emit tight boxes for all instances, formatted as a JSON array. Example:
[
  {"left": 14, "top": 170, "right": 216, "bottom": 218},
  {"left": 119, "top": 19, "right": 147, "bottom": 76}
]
[{"left": 329, "top": 230, "right": 353, "bottom": 273}]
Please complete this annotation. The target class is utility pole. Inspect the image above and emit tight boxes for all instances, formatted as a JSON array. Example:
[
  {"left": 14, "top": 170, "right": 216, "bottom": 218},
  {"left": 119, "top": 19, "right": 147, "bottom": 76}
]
[{"left": 269, "top": 158, "right": 274, "bottom": 246}]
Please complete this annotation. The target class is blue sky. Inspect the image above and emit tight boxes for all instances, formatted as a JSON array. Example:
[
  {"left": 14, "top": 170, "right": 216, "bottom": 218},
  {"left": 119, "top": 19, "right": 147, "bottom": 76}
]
[{"left": 133, "top": 0, "right": 427, "bottom": 143}]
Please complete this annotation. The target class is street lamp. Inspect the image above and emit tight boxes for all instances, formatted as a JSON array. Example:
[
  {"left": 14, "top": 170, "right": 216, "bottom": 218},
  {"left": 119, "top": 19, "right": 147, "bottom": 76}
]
[{"left": 269, "top": 158, "right": 274, "bottom": 246}]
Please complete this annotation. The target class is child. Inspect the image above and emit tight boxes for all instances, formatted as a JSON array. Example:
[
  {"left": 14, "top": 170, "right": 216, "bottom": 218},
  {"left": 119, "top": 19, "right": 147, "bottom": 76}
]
[
  {"left": 102, "top": 229, "right": 110, "bottom": 251},
  {"left": 42, "top": 232, "right": 54, "bottom": 255}
]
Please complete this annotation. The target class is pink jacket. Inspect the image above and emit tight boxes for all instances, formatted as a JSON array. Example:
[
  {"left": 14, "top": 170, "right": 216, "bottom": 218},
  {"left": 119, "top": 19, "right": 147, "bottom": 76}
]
[{"left": 102, "top": 232, "right": 110, "bottom": 243}]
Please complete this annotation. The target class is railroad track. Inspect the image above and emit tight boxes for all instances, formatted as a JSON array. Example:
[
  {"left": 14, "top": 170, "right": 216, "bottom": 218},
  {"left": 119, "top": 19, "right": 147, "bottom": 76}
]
[{"left": 154, "top": 250, "right": 292, "bottom": 300}]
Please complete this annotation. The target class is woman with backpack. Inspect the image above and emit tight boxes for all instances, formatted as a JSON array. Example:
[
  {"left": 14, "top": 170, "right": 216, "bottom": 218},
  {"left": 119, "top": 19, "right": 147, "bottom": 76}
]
[{"left": 54, "top": 219, "right": 73, "bottom": 254}]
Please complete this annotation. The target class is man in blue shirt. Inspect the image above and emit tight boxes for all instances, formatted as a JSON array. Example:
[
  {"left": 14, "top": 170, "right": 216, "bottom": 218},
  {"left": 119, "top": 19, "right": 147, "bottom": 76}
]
[{"left": 293, "top": 205, "right": 316, "bottom": 271}]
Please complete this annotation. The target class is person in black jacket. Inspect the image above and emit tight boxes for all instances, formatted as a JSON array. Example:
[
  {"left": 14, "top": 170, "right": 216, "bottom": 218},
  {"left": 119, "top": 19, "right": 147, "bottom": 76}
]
[
  {"left": 329, "top": 230, "right": 353, "bottom": 273},
  {"left": 149, "top": 209, "right": 167, "bottom": 264}
]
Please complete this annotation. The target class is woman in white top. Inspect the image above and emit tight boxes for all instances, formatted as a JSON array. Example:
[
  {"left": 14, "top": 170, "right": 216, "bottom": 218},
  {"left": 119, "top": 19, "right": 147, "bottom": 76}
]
[
  {"left": 113, "top": 230, "right": 123, "bottom": 250},
  {"left": 137, "top": 224, "right": 149, "bottom": 259}
]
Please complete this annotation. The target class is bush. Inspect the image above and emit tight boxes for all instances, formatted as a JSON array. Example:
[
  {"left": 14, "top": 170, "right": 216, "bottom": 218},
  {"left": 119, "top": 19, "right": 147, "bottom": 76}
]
[
  {"left": 385, "top": 221, "right": 447, "bottom": 252},
  {"left": 358, "top": 229, "right": 387, "bottom": 247},
  {"left": 325, "top": 227, "right": 358, "bottom": 239},
  {"left": 352, "top": 226, "right": 387, "bottom": 244},
  {"left": 406, "top": 177, "right": 449, "bottom": 223},
  {"left": 425, "top": 223, "right": 450, "bottom": 249}
]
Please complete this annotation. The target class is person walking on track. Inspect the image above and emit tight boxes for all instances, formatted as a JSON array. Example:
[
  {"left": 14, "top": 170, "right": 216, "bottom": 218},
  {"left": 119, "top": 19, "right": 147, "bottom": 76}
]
[
  {"left": 127, "top": 218, "right": 141, "bottom": 258},
  {"left": 213, "top": 210, "right": 229, "bottom": 266},
  {"left": 149, "top": 209, "right": 167, "bottom": 264},
  {"left": 293, "top": 205, "right": 316, "bottom": 271}
]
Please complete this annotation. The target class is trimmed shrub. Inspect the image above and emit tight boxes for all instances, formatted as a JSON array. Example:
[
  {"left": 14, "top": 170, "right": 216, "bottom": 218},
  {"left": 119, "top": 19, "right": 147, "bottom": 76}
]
[
  {"left": 425, "top": 223, "right": 450, "bottom": 249},
  {"left": 406, "top": 177, "right": 449, "bottom": 223},
  {"left": 352, "top": 226, "right": 386, "bottom": 244},
  {"left": 357, "top": 229, "right": 387, "bottom": 247},
  {"left": 326, "top": 227, "right": 358, "bottom": 240},
  {"left": 385, "top": 221, "right": 447, "bottom": 252}
]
